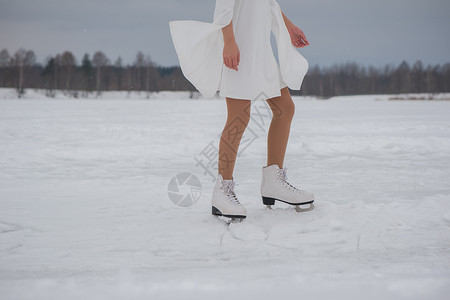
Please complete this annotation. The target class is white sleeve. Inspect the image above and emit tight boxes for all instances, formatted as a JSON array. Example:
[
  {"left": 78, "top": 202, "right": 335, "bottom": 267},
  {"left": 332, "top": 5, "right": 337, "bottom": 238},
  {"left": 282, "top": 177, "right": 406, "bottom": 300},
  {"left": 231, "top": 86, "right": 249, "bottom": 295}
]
[
  {"left": 213, "top": 0, "right": 235, "bottom": 26},
  {"left": 270, "top": 0, "right": 309, "bottom": 90},
  {"left": 169, "top": 0, "right": 235, "bottom": 98}
]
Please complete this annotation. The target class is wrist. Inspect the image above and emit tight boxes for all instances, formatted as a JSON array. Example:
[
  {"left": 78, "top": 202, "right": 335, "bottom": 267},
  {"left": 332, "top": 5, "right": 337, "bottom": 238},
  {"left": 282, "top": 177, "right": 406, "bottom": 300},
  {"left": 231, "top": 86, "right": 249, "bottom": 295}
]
[
  {"left": 281, "top": 11, "right": 293, "bottom": 28},
  {"left": 285, "top": 20, "right": 294, "bottom": 31},
  {"left": 224, "top": 37, "right": 237, "bottom": 45}
]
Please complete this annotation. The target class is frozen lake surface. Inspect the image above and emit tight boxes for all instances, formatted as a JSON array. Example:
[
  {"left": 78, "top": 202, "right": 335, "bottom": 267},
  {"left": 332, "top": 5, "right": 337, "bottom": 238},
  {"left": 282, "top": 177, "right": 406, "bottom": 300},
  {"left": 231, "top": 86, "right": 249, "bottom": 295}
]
[{"left": 1, "top": 91, "right": 449, "bottom": 299}]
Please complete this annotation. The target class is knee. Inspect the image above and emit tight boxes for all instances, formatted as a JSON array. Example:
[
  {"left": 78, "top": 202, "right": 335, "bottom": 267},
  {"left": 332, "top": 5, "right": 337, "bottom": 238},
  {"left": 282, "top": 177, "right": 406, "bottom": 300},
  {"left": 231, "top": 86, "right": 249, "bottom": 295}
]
[
  {"left": 225, "top": 99, "right": 252, "bottom": 128},
  {"left": 273, "top": 100, "right": 295, "bottom": 121},
  {"left": 285, "top": 100, "right": 295, "bottom": 120}
]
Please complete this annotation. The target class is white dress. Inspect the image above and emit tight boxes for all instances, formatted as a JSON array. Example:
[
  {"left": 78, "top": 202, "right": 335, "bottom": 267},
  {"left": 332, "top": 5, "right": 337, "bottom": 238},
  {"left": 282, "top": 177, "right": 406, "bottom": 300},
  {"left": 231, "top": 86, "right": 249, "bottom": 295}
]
[{"left": 169, "top": 0, "right": 308, "bottom": 100}]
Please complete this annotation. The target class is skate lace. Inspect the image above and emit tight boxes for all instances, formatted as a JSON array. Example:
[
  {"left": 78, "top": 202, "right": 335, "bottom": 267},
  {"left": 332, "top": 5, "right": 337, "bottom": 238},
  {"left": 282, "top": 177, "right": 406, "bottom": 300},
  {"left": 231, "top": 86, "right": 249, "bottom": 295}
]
[
  {"left": 277, "top": 167, "right": 301, "bottom": 193},
  {"left": 222, "top": 180, "right": 241, "bottom": 205}
]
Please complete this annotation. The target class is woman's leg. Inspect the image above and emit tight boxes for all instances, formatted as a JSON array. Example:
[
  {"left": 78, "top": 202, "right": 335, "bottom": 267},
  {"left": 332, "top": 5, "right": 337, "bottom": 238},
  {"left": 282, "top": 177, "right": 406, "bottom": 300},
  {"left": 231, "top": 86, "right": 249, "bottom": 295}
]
[
  {"left": 266, "top": 87, "right": 295, "bottom": 169},
  {"left": 218, "top": 97, "right": 251, "bottom": 180}
]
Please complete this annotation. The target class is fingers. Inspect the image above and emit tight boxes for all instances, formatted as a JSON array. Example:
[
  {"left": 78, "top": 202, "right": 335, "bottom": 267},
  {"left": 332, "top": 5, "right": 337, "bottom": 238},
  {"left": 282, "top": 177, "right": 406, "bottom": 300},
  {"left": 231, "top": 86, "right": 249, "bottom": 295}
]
[
  {"left": 224, "top": 57, "right": 229, "bottom": 69},
  {"left": 232, "top": 56, "right": 238, "bottom": 71},
  {"left": 292, "top": 39, "right": 304, "bottom": 48},
  {"left": 301, "top": 33, "right": 309, "bottom": 45},
  {"left": 225, "top": 57, "right": 234, "bottom": 70},
  {"left": 223, "top": 55, "right": 239, "bottom": 71},
  {"left": 292, "top": 36, "right": 309, "bottom": 48}
]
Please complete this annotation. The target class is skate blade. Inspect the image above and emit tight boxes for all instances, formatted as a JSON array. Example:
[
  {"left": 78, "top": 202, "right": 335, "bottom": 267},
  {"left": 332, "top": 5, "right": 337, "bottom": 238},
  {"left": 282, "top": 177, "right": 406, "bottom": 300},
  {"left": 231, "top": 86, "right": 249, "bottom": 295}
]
[
  {"left": 266, "top": 203, "right": 315, "bottom": 212},
  {"left": 214, "top": 215, "right": 245, "bottom": 225},
  {"left": 295, "top": 203, "right": 315, "bottom": 212},
  {"left": 212, "top": 206, "right": 246, "bottom": 223},
  {"left": 263, "top": 197, "right": 315, "bottom": 212}
]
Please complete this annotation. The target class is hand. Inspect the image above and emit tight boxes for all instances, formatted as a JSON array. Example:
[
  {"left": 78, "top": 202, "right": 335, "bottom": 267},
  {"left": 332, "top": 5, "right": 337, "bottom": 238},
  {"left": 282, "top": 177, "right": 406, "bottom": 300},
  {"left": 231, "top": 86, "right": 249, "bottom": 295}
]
[
  {"left": 223, "top": 41, "right": 240, "bottom": 71},
  {"left": 288, "top": 25, "right": 309, "bottom": 48}
]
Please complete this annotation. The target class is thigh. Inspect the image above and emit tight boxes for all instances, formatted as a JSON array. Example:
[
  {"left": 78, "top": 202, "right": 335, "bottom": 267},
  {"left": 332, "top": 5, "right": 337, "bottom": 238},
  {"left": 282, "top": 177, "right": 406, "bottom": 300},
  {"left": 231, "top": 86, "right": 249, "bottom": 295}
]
[{"left": 225, "top": 97, "right": 251, "bottom": 124}]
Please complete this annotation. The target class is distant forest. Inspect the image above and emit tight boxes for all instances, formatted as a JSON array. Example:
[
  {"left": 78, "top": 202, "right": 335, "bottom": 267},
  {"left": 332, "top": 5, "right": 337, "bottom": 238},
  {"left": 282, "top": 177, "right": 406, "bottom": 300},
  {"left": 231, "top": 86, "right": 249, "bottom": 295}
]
[{"left": 0, "top": 48, "right": 449, "bottom": 98}]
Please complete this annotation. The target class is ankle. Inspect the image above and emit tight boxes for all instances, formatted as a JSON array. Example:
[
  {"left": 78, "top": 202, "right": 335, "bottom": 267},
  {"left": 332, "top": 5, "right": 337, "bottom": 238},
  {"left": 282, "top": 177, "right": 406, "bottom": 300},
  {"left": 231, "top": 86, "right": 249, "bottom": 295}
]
[
  {"left": 266, "top": 163, "right": 282, "bottom": 169},
  {"left": 220, "top": 173, "right": 233, "bottom": 181}
]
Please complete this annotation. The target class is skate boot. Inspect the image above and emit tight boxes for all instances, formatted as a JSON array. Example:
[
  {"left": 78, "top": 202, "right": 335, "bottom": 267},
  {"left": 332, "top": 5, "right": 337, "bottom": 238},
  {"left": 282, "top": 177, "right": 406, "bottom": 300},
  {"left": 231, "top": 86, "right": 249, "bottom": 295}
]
[
  {"left": 260, "top": 164, "right": 315, "bottom": 212},
  {"left": 211, "top": 174, "right": 247, "bottom": 220}
]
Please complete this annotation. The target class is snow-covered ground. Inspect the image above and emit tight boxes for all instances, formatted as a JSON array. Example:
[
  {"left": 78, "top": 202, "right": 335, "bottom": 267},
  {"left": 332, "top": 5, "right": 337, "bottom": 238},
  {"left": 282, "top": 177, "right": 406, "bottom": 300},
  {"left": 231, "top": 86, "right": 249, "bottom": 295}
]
[{"left": 1, "top": 89, "right": 449, "bottom": 299}]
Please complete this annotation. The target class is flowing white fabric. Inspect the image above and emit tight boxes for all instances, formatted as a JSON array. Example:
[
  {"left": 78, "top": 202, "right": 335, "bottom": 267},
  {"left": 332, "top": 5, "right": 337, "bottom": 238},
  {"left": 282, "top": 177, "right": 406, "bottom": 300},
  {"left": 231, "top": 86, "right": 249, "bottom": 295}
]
[{"left": 169, "top": 0, "right": 308, "bottom": 99}]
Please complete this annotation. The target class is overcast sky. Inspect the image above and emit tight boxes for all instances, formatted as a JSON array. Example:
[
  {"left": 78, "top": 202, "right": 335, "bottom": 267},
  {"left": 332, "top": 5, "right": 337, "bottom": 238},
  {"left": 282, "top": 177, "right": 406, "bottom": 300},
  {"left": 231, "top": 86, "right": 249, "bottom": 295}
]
[{"left": 1, "top": 0, "right": 449, "bottom": 68}]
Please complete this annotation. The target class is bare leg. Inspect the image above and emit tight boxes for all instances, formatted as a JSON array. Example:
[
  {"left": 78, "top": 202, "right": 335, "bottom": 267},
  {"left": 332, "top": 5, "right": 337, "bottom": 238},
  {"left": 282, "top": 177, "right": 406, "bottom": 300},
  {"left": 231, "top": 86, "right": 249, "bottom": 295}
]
[
  {"left": 266, "top": 87, "right": 295, "bottom": 169},
  {"left": 218, "top": 97, "right": 251, "bottom": 180}
]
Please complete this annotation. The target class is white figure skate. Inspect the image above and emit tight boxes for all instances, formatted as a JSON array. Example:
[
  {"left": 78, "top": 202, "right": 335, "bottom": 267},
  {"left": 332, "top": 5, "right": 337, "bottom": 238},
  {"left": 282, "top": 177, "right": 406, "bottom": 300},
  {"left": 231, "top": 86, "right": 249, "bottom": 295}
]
[
  {"left": 211, "top": 174, "right": 247, "bottom": 220},
  {"left": 260, "top": 164, "right": 315, "bottom": 212}
]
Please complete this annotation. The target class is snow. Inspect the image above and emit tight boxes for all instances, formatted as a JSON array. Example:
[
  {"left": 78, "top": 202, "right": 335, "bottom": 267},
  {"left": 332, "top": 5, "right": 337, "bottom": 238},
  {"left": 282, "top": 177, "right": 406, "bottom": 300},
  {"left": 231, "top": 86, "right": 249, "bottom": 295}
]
[{"left": 1, "top": 88, "right": 449, "bottom": 299}]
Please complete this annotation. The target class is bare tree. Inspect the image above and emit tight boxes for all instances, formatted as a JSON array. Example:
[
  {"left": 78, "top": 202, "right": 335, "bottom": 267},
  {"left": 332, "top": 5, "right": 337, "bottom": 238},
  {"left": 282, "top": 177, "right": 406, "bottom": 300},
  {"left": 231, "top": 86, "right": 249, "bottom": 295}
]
[
  {"left": 13, "top": 49, "right": 27, "bottom": 96},
  {"left": 42, "top": 55, "right": 56, "bottom": 97},
  {"left": 60, "top": 51, "right": 76, "bottom": 92},
  {"left": 134, "top": 52, "right": 158, "bottom": 97},
  {"left": 13, "top": 48, "right": 36, "bottom": 97},
  {"left": 443, "top": 63, "right": 450, "bottom": 92},
  {"left": 53, "top": 54, "right": 61, "bottom": 91},
  {"left": 426, "top": 65, "right": 438, "bottom": 93},
  {"left": 92, "top": 51, "right": 109, "bottom": 96},
  {"left": 144, "top": 54, "right": 157, "bottom": 98},
  {"left": 114, "top": 56, "right": 123, "bottom": 90},
  {"left": 0, "top": 49, "right": 11, "bottom": 87},
  {"left": 81, "top": 53, "right": 94, "bottom": 97},
  {"left": 0, "top": 49, "right": 10, "bottom": 67},
  {"left": 134, "top": 51, "right": 145, "bottom": 92},
  {"left": 127, "top": 66, "right": 132, "bottom": 95}
]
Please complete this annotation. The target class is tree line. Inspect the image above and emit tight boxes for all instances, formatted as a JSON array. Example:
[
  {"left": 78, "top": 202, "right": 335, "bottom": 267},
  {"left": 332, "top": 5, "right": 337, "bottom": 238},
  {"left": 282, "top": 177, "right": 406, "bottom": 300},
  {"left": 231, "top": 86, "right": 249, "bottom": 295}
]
[
  {"left": 298, "top": 61, "right": 450, "bottom": 97},
  {"left": 0, "top": 48, "right": 449, "bottom": 98},
  {"left": 0, "top": 48, "right": 193, "bottom": 98}
]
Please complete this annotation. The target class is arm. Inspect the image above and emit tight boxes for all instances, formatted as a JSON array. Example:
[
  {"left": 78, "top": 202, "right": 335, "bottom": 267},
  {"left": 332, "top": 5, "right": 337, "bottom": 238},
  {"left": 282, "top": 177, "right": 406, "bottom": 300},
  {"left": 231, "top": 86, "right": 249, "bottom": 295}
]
[
  {"left": 281, "top": 11, "right": 294, "bottom": 28},
  {"left": 281, "top": 10, "right": 310, "bottom": 48},
  {"left": 221, "top": 21, "right": 240, "bottom": 71}
]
